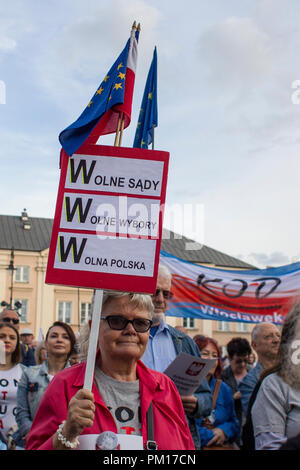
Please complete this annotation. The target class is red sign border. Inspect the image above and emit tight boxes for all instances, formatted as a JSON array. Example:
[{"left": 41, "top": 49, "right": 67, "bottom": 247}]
[{"left": 45, "top": 143, "right": 169, "bottom": 294}]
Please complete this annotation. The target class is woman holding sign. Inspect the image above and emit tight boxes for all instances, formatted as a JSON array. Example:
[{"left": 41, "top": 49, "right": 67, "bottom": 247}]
[{"left": 26, "top": 292, "right": 194, "bottom": 450}]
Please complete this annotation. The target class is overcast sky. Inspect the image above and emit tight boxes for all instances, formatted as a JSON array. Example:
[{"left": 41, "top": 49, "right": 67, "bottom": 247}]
[{"left": 1, "top": 0, "right": 300, "bottom": 268}]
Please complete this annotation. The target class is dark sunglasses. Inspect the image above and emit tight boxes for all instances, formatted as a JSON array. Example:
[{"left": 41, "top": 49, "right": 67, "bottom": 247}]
[
  {"left": 101, "top": 315, "right": 152, "bottom": 333},
  {"left": 152, "top": 289, "right": 174, "bottom": 300},
  {"left": 2, "top": 317, "right": 19, "bottom": 325}
]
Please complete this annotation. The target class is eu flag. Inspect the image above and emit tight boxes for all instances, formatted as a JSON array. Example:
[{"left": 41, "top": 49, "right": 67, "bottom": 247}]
[
  {"left": 59, "top": 27, "right": 139, "bottom": 156},
  {"left": 133, "top": 46, "right": 157, "bottom": 149}
]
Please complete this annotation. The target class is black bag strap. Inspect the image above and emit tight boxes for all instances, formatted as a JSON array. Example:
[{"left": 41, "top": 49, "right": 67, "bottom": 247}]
[{"left": 146, "top": 402, "right": 158, "bottom": 450}]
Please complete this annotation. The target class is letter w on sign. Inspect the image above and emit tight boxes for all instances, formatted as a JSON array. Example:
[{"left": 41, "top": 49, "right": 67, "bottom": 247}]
[
  {"left": 69, "top": 158, "right": 96, "bottom": 184},
  {"left": 59, "top": 236, "right": 87, "bottom": 263},
  {"left": 65, "top": 197, "right": 93, "bottom": 223}
]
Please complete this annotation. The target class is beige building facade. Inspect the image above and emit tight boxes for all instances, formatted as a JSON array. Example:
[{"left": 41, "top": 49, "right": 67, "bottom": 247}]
[
  {"left": 0, "top": 248, "right": 93, "bottom": 338},
  {"left": 0, "top": 251, "right": 255, "bottom": 357}
]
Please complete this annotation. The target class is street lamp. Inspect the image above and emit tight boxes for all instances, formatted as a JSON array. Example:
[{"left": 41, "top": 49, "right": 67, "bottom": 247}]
[
  {"left": 7, "top": 248, "right": 16, "bottom": 308},
  {"left": 0, "top": 300, "right": 22, "bottom": 315}
]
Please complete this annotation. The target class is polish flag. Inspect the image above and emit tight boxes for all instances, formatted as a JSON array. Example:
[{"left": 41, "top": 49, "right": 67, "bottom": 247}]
[{"left": 87, "top": 26, "right": 139, "bottom": 142}]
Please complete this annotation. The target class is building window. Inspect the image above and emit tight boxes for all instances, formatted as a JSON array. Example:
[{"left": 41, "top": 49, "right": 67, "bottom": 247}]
[
  {"left": 58, "top": 301, "right": 72, "bottom": 324},
  {"left": 217, "top": 321, "right": 230, "bottom": 332},
  {"left": 14, "top": 299, "right": 28, "bottom": 323},
  {"left": 183, "top": 318, "right": 195, "bottom": 329},
  {"left": 236, "top": 322, "right": 249, "bottom": 332},
  {"left": 15, "top": 266, "right": 30, "bottom": 283},
  {"left": 80, "top": 302, "right": 91, "bottom": 324}
]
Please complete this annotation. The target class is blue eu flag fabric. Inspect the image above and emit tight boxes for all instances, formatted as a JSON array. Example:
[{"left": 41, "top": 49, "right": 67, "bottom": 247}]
[
  {"left": 59, "top": 38, "right": 131, "bottom": 156},
  {"left": 133, "top": 47, "right": 157, "bottom": 149}
]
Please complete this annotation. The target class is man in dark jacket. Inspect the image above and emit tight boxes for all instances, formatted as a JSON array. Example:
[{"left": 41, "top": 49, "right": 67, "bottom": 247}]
[
  {"left": 20, "top": 328, "right": 36, "bottom": 366},
  {"left": 141, "top": 264, "right": 212, "bottom": 449}
]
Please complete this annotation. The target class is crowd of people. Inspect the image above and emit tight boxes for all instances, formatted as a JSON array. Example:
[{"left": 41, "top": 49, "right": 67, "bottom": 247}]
[{"left": 0, "top": 263, "right": 299, "bottom": 451}]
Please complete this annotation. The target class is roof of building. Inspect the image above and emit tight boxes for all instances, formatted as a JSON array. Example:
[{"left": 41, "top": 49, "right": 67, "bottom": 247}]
[
  {"left": 161, "top": 228, "right": 256, "bottom": 269},
  {"left": 0, "top": 210, "right": 257, "bottom": 269},
  {"left": 0, "top": 210, "right": 53, "bottom": 252}
]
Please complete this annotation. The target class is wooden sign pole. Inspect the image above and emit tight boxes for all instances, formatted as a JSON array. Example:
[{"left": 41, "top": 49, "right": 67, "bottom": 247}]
[{"left": 83, "top": 289, "right": 103, "bottom": 391}]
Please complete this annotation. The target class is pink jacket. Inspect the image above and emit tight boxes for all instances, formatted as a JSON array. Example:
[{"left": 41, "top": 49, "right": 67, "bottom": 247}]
[{"left": 26, "top": 357, "right": 195, "bottom": 450}]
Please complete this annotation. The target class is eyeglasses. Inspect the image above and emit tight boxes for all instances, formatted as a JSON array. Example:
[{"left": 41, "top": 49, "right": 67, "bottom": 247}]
[
  {"left": 2, "top": 317, "right": 19, "bottom": 325},
  {"left": 101, "top": 315, "right": 153, "bottom": 333},
  {"left": 152, "top": 289, "right": 174, "bottom": 300}
]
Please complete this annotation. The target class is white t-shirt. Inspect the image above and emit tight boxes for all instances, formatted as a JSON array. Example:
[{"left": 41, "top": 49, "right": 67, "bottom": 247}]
[{"left": 0, "top": 364, "right": 23, "bottom": 443}]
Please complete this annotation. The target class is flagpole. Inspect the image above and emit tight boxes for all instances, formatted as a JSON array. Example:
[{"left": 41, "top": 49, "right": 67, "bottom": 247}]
[
  {"left": 83, "top": 289, "right": 103, "bottom": 391},
  {"left": 152, "top": 124, "right": 155, "bottom": 150},
  {"left": 114, "top": 113, "right": 123, "bottom": 146},
  {"left": 118, "top": 113, "right": 125, "bottom": 146}
]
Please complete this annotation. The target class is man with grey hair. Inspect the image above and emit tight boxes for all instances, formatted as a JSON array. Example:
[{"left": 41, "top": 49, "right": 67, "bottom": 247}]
[
  {"left": 141, "top": 264, "right": 212, "bottom": 450},
  {"left": 238, "top": 322, "right": 281, "bottom": 414}
]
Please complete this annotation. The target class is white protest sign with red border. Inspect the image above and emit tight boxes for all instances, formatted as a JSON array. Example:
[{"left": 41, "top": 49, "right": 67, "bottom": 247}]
[{"left": 46, "top": 143, "right": 169, "bottom": 294}]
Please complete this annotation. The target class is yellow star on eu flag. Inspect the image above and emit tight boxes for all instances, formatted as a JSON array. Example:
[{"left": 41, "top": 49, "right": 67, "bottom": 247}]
[
  {"left": 114, "top": 83, "right": 122, "bottom": 91},
  {"left": 148, "top": 92, "right": 153, "bottom": 100},
  {"left": 103, "top": 75, "right": 109, "bottom": 82},
  {"left": 117, "top": 63, "right": 123, "bottom": 71},
  {"left": 118, "top": 72, "right": 125, "bottom": 80},
  {"left": 96, "top": 86, "right": 104, "bottom": 95}
]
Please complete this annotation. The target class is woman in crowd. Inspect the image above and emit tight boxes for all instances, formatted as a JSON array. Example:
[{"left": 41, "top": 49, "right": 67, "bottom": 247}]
[
  {"left": 194, "top": 335, "right": 240, "bottom": 449},
  {"left": 247, "top": 352, "right": 257, "bottom": 369},
  {"left": 14, "top": 321, "right": 76, "bottom": 447},
  {"left": 252, "top": 302, "right": 300, "bottom": 450},
  {"left": 0, "top": 322, "right": 24, "bottom": 449},
  {"left": 68, "top": 343, "right": 81, "bottom": 366},
  {"left": 220, "top": 337, "right": 251, "bottom": 433},
  {"left": 34, "top": 341, "right": 47, "bottom": 365},
  {"left": 26, "top": 291, "right": 195, "bottom": 450}
]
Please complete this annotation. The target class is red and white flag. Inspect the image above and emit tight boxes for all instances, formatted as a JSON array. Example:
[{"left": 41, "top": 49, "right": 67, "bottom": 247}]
[{"left": 87, "top": 25, "right": 139, "bottom": 142}]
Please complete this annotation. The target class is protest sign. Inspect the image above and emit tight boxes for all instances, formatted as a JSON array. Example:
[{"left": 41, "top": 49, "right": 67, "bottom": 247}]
[
  {"left": 46, "top": 143, "right": 169, "bottom": 294},
  {"left": 164, "top": 352, "right": 216, "bottom": 395}
]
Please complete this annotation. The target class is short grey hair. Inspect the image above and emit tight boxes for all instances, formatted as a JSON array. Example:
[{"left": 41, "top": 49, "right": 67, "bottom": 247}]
[
  {"left": 251, "top": 322, "right": 280, "bottom": 342},
  {"left": 100, "top": 290, "right": 154, "bottom": 319},
  {"left": 251, "top": 324, "right": 264, "bottom": 342},
  {"left": 158, "top": 264, "right": 172, "bottom": 283}
]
